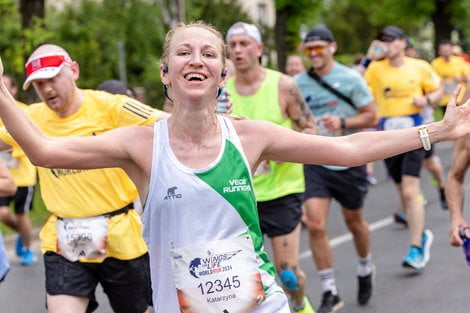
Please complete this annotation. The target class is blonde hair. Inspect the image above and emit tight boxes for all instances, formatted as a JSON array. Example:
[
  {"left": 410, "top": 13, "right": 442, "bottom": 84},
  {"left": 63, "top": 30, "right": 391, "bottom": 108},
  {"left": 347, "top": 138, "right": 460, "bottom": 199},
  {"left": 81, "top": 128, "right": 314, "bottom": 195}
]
[{"left": 161, "top": 21, "right": 226, "bottom": 68}]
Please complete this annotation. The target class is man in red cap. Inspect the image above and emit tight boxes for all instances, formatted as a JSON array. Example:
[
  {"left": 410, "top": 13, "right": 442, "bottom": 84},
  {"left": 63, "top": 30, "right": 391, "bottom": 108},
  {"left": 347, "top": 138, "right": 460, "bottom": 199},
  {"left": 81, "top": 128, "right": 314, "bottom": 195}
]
[{"left": 0, "top": 44, "right": 168, "bottom": 313}]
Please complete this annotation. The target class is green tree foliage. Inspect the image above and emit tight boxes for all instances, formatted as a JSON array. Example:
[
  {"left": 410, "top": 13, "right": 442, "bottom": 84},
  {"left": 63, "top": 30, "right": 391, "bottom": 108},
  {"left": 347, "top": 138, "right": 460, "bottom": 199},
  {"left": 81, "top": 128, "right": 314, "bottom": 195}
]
[
  {"left": 45, "top": 0, "right": 166, "bottom": 107},
  {"left": 1, "top": 0, "right": 254, "bottom": 107},
  {"left": 323, "top": 0, "right": 423, "bottom": 55},
  {"left": 324, "top": 0, "right": 470, "bottom": 57},
  {"left": 274, "top": 0, "right": 323, "bottom": 71},
  {"left": 186, "top": 0, "right": 252, "bottom": 38},
  {"left": 0, "top": 0, "right": 52, "bottom": 102}
]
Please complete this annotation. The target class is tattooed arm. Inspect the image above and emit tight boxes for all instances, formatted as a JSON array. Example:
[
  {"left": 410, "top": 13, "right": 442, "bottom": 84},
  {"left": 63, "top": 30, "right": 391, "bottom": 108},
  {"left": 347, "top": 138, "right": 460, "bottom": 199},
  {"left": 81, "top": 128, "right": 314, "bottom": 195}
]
[{"left": 280, "top": 74, "right": 318, "bottom": 134}]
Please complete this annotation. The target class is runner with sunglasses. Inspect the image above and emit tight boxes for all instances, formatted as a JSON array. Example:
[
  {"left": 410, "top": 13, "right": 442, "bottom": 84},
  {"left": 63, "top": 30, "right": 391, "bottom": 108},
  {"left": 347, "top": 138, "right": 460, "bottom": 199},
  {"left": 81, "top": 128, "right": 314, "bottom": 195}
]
[{"left": 296, "top": 25, "right": 377, "bottom": 313}]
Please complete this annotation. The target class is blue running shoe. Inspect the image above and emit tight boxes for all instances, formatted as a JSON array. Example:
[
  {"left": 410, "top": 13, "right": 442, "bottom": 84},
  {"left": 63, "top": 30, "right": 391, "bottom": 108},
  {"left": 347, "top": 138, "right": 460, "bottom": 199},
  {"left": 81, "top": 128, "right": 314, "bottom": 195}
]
[
  {"left": 421, "top": 229, "right": 434, "bottom": 265},
  {"left": 15, "top": 236, "right": 23, "bottom": 257},
  {"left": 20, "top": 249, "right": 37, "bottom": 266},
  {"left": 402, "top": 246, "right": 424, "bottom": 270}
]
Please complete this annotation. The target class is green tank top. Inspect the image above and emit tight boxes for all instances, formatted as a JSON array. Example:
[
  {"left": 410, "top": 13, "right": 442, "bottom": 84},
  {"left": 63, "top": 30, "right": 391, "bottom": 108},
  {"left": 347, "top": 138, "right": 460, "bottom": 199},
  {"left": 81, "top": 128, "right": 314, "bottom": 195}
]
[{"left": 226, "top": 69, "right": 305, "bottom": 201}]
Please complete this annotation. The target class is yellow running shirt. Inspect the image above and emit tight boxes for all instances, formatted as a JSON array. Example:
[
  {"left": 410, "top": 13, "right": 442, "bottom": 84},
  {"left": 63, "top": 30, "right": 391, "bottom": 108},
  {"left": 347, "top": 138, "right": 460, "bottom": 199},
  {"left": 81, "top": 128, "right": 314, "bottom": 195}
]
[
  {"left": 365, "top": 57, "right": 440, "bottom": 118},
  {"left": 226, "top": 69, "right": 305, "bottom": 202},
  {"left": 0, "top": 101, "right": 37, "bottom": 187},
  {"left": 431, "top": 55, "right": 470, "bottom": 105},
  {"left": 0, "top": 90, "right": 163, "bottom": 261}
]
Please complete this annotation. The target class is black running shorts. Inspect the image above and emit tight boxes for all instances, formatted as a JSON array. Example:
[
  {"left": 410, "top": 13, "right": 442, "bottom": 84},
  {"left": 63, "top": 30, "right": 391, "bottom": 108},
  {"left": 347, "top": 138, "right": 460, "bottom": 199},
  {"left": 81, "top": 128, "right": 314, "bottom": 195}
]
[
  {"left": 0, "top": 186, "right": 35, "bottom": 214},
  {"left": 384, "top": 148, "right": 426, "bottom": 183},
  {"left": 304, "top": 164, "right": 368, "bottom": 210},
  {"left": 424, "top": 144, "right": 434, "bottom": 159},
  {"left": 257, "top": 193, "right": 303, "bottom": 238},
  {"left": 44, "top": 252, "right": 152, "bottom": 313}
]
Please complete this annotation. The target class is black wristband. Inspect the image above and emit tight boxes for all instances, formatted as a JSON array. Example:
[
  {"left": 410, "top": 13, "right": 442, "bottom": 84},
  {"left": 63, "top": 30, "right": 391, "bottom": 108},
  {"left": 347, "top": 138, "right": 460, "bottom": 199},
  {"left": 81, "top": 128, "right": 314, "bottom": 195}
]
[
  {"left": 359, "top": 57, "right": 372, "bottom": 69},
  {"left": 340, "top": 117, "right": 346, "bottom": 129}
]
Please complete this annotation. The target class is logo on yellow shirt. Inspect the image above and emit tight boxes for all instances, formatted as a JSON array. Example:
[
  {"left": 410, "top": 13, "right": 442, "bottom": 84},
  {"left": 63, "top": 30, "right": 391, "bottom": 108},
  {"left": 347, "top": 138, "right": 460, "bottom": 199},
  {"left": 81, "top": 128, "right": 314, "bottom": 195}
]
[{"left": 50, "top": 168, "right": 84, "bottom": 178}]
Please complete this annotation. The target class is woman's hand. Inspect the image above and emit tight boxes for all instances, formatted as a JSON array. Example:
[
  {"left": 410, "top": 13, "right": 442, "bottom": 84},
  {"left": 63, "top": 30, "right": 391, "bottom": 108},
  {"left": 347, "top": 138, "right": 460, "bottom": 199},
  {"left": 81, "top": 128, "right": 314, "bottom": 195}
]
[{"left": 449, "top": 220, "right": 470, "bottom": 247}]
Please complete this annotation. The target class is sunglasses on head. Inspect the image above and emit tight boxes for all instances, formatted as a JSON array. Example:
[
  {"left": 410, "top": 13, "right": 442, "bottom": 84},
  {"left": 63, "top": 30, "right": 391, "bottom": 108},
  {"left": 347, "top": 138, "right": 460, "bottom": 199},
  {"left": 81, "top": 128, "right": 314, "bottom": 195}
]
[{"left": 304, "top": 45, "right": 328, "bottom": 55}]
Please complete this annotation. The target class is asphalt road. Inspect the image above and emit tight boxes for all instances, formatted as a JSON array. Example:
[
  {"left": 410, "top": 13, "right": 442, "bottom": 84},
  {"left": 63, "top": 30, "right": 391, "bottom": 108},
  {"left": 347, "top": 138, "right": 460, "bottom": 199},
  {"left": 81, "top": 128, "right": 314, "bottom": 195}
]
[{"left": 0, "top": 141, "right": 469, "bottom": 313}]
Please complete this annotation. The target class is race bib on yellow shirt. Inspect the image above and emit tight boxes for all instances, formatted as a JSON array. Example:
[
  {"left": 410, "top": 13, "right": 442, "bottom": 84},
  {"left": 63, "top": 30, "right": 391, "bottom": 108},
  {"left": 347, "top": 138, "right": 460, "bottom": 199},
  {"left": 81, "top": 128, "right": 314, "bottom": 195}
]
[
  {"left": 383, "top": 116, "right": 414, "bottom": 130},
  {"left": 56, "top": 215, "right": 108, "bottom": 262},
  {"left": 0, "top": 151, "right": 18, "bottom": 169},
  {"left": 381, "top": 114, "right": 422, "bottom": 131},
  {"left": 443, "top": 79, "right": 459, "bottom": 96},
  {"left": 171, "top": 235, "right": 266, "bottom": 313}
]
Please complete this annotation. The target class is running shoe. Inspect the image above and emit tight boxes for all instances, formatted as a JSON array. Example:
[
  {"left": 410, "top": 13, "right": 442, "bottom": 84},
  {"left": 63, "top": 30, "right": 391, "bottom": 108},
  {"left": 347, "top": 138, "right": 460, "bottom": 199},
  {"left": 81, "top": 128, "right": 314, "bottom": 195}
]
[
  {"left": 393, "top": 210, "right": 408, "bottom": 227},
  {"left": 20, "top": 249, "right": 37, "bottom": 266},
  {"left": 357, "top": 264, "right": 375, "bottom": 305},
  {"left": 15, "top": 236, "right": 23, "bottom": 257},
  {"left": 421, "top": 229, "right": 433, "bottom": 265},
  {"left": 294, "top": 296, "right": 316, "bottom": 313},
  {"left": 439, "top": 188, "right": 448, "bottom": 210},
  {"left": 402, "top": 246, "right": 424, "bottom": 270},
  {"left": 317, "top": 291, "right": 344, "bottom": 313}
]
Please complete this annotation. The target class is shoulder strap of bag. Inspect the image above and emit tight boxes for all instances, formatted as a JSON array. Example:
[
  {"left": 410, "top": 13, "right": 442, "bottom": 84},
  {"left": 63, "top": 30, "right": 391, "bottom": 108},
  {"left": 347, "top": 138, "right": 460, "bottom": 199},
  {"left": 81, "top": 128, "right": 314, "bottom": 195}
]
[{"left": 306, "top": 67, "right": 356, "bottom": 109}]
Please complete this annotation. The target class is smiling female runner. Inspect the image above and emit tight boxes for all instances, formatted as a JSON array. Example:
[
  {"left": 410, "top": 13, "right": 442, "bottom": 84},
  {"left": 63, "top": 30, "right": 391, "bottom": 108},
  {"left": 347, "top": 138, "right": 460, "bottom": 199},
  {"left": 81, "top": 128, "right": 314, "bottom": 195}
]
[{"left": 1, "top": 21, "right": 470, "bottom": 313}]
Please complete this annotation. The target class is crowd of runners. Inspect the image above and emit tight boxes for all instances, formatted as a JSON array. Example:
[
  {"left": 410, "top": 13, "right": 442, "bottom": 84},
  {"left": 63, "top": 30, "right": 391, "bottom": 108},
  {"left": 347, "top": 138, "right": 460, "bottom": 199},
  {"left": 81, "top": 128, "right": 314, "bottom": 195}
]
[{"left": 0, "top": 19, "right": 470, "bottom": 313}]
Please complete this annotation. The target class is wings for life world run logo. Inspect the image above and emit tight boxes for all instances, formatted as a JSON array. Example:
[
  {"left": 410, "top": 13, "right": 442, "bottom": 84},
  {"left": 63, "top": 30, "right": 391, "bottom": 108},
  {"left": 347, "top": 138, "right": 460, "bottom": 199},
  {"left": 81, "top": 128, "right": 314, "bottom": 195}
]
[{"left": 189, "top": 249, "right": 242, "bottom": 279}]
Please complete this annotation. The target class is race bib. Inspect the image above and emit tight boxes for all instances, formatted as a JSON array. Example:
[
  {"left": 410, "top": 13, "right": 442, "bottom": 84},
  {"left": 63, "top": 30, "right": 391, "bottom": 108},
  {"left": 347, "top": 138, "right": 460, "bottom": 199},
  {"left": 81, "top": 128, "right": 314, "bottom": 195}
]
[
  {"left": 443, "top": 80, "right": 458, "bottom": 95},
  {"left": 171, "top": 235, "right": 266, "bottom": 313},
  {"left": 0, "top": 151, "right": 18, "bottom": 169},
  {"left": 382, "top": 116, "right": 415, "bottom": 131},
  {"left": 56, "top": 215, "right": 108, "bottom": 262}
]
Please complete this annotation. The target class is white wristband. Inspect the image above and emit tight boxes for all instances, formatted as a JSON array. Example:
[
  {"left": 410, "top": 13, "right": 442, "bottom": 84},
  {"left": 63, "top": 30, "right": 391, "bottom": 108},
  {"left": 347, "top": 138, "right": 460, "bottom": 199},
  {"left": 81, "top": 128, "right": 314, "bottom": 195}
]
[{"left": 418, "top": 126, "right": 431, "bottom": 151}]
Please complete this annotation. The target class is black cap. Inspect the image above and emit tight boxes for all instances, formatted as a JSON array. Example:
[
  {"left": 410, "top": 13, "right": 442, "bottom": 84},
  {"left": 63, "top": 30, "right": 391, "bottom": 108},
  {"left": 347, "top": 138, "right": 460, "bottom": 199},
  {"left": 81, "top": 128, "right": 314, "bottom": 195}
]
[
  {"left": 97, "top": 79, "right": 136, "bottom": 97},
  {"left": 378, "top": 26, "right": 405, "bottom": 42},
  {"left": 304, "top": 25, "right": 335, "bottom": 43}
]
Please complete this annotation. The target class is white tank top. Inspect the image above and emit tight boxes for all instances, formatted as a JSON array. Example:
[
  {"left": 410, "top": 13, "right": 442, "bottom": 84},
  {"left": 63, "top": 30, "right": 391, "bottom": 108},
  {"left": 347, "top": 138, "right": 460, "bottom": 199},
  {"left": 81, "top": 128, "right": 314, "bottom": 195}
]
[{"left": 142, "top": 116, "right": 285, "bottom": 312}]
